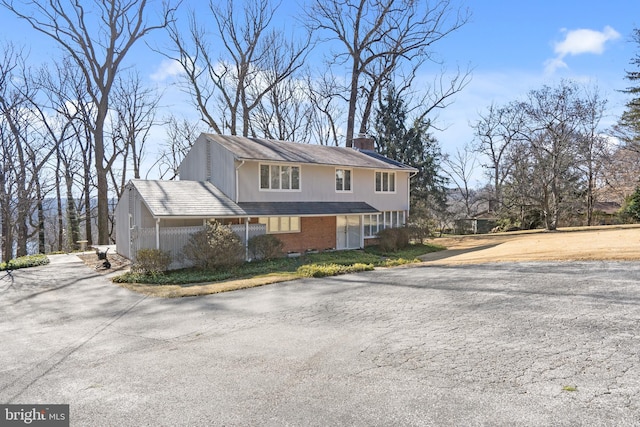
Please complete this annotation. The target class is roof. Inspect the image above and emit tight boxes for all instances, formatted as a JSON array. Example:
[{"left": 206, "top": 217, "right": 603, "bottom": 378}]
[
  {"left": 130, "top": 179, "right": 246, "bottom": 217},
  {"left": 130, "top": 180, "right": 379, "bottom": 218},
  {"left": 593, "top": 201, "right": 621, "bottom": 214},
  {"left": 202, "top": 133, "right": 417, "bottom": 171},
  {"left": 238, "top": 202, "right": 378, "bottom": 216}
]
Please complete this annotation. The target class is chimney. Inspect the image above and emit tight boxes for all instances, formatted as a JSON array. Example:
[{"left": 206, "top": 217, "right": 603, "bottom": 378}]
[{"left": 352, "top": 133, "right": 375, "bottom": 151}]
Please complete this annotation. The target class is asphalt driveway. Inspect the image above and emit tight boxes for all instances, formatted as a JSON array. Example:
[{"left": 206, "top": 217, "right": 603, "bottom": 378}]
[{"left": 2, "top": 255, "right": 640, "bottom": 426}]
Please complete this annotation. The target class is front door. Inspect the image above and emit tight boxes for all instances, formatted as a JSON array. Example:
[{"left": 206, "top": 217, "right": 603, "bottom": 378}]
[{"left": 336, "top": 215, "right": 362, "bottom": 250}]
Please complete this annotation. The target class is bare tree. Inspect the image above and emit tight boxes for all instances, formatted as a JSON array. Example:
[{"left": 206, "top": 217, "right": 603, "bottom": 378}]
[
  {"left": 110, "top": 71, "right": 161, "bottom": 196},
  {"left": 0, "top": 45, "right": 58, "bottom": 257},
  {"left": 443, "top": 144, "right": 479, "bottom": 217},
  {"left": 306, "top": 0, "right": 469, "bottom": 146},
  {"left": 154, "top": 115, "right": 204, "bottom": 181},
  {"left": 307, "top": 73, "right": 345, "bottom": 146},
  {"left": 518, "top": 81, "right": 588, "bottom": 230},
  {"left": 576, "top": 87, "right": 608, "bottom": 226},
  {"left": 165, "top": 0, "right": 310, "bottom": 137},
  {"left": 472, "top": 102, "right": 524, "bottom": 213},
  {"left": 251, "top": 74, "right": 314, "bottom": 142},
  {"left": 2, "top": 0, "right": 178, "bottom": 244}
]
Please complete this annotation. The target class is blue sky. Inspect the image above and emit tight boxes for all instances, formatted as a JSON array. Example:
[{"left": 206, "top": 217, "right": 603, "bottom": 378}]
[
  {"left": 1, "top": 0, "right": 639, "bottom": 183},
  {"left": 431, "top": 1, "right": 639, "bottom": 174}
]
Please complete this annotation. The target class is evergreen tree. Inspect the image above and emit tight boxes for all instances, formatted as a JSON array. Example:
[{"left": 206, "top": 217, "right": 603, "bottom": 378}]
[
  {"left": 615, "top": 28, "right": 640, "bottom": 149},
  {"left": 374, "top": 87, "right": 447, "bottom": 211}
]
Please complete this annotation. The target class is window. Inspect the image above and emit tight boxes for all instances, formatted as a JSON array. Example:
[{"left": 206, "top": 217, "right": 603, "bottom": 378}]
[
  {"left": 375, "top": 171, "right": 396, "bottom": 192},
  {"left": 364, "top": 214, "right": 379, "bottom": 238},
  {"left": 364, "top": 211, "right": 406, "bottom": 237},
  {"left": 335, "top": 168, "right": 352, "bottom": 192},
  {"left": 259, "top": 217, "right": 301, "bottom": 233},
  {"left": 260, "top": 164, "right": 300, "bottom": 190}
]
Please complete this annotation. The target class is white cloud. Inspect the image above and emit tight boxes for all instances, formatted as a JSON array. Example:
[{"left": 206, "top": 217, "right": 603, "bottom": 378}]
[
  {"left": 545, "top": 26, "right": 621, "bottom": 74},
  {"left": 150, "top": 59, "right": 184, "bottom": 82}
]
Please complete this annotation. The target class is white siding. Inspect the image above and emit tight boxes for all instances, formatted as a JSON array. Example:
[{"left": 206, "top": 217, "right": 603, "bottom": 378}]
[
  {"left": 208, "top": 141, "right": 236, "bottom": 199},
  {"left": 114, "top": 185, "right": 131, "bottom": 259},
  {"left": 237, "top": 161, "right": 410, "bottom": 212},
  {"left": 178, "top": 136, "right": 208, "bottom": 181}
]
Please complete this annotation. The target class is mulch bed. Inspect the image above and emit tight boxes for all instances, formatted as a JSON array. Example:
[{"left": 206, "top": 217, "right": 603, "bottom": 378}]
[{"left": 77, "top": 252, "right": 131, "bottom": 275}]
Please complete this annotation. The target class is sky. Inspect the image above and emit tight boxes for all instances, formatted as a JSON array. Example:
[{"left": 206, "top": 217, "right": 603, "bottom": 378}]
[{"left": 1, "top": 0, "right": 639, "bottom": 184}]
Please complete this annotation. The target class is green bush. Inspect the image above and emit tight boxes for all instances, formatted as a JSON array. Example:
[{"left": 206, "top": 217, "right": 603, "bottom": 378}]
[
  {"left": 182, "top": 221, "right": 244, "bottom": 270},
  {"left": 377, "top": 227, "right": 410, "bottom": 252},
  {"left": 296, "top": 262, "right": 374, "bottom": 278},
  {"left": 248, "top": 234, "right": 284, "bottom": 260},
  {"left": 132, "top": 249, "right": 172, "bottom": 274},
  {"left": 0, "top": 254, "right": 49, "bottom": 271}
]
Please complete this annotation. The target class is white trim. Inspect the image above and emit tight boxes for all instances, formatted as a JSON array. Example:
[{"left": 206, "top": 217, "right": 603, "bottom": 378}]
[
  {"left": 374, "top": 170, "right": 397, "bottom": 193},
  {"left": 335, "top": 167, "right": 354, "bottom": 193},
  {"left": 259, "top": 163, "right": 302, "bottom": 192},
  {"left": 258, "top": 216, "right": 301, "bottom": 233}
]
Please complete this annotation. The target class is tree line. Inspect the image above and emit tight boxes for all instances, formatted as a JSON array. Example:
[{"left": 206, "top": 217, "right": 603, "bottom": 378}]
[
  {"left": 0, "top": 0, "right": 639, "bottom": 259},
  {"left": 0, "top": 0, "right": 469, "bottom": 259},
  {"left": 445, "top": 62, "right": 640, "bottom": 231}
]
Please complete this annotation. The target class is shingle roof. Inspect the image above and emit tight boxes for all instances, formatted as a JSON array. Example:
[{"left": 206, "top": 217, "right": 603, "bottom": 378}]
[
  {"left": 202, "top": 133, "right": 417, "bottom": 171},
  {"left": 130, "top": 180, "right": 380, "bottom": 218},
  {"left": 131, "top": 179, "right": 246, "bottom": 217},
  {"left": 238, "top": 202, "right": 378, "bottom": 216}
]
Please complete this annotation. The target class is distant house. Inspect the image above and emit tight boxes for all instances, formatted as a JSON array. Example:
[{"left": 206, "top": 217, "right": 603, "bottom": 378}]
[
  {"left": 592, "top": 201, "right": 622, "bottom": 225},
  {"left": 115, "top": 134, "right": 416, "bottom": 267}
]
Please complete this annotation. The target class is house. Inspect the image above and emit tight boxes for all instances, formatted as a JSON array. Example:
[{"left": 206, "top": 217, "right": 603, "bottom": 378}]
[{"left": 115, "top": 133, "right": 416, "bottom": 267}]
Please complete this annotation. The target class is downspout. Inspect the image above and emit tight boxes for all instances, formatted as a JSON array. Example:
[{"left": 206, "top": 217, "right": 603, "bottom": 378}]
[
  {"left": 155, "top": 218, "right": 160, "bottom": 250},
  {"left": 245, "top": 217, "right": 250, "bottom": 260},
  {"left": 235, "top": 160, "right": 245, "bottom": 203},
  {"left": 128, "top": 213, "right": 132, "bottom": 259}
]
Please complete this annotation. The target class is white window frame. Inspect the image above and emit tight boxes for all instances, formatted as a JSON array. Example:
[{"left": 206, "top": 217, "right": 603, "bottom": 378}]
[
  {"left": 335, "top": 168, "right": 353, "bottom": 192},
  {"left": 364, "top": 211, "right": 406, "bottom": 238},
  {"left": 259, "top": 163, "right": 301, "bottom": 191},
  {"left": 375, "top": 171, "right": 396, "bottom": 193},
  {"left": 258, "top": 216, "right": 301, "bottom": 234}
]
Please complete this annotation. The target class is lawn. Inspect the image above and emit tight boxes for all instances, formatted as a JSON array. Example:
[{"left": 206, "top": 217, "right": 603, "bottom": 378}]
[{"left": 113, "top": 243, "right": 444, "bottom": 298}]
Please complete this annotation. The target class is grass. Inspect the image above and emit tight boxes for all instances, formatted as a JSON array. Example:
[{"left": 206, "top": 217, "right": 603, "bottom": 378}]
[
  {"left": 0, "top": 254, "right": 50, "bottom": 271},
  {"left": 113, "top": 243, "right": 443, "bottom": 297}
]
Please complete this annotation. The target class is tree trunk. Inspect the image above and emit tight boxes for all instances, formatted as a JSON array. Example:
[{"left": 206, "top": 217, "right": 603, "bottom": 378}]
[
  {"left": 65, "top": 170, "right": 80, "bottom": 251},
  {"left": 56, "top": 153, "right": 64, "bottom": 252},
  {"left": 345, "top": 59, "right": 360, "bottom": 147},
  {"left": 94, "top": 117, "right": 110, "bottom": 245},
  {"left": 36, "top": 179, "right": 45, "bottom": 254}
]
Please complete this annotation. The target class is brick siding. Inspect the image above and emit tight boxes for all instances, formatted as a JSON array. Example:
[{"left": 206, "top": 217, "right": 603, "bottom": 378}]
[{"left": 275, "top": 216, "right": 336, "bottom": 253}]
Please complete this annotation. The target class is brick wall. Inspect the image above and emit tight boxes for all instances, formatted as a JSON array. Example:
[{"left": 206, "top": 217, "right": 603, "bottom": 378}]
[{"left": 275, "top": 216, "right": 336, "bottom": 253}]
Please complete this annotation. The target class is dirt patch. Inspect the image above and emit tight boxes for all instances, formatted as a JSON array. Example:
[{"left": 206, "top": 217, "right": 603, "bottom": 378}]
[{"left": 422, "top": 224, "right": 640, "bottom": 265}]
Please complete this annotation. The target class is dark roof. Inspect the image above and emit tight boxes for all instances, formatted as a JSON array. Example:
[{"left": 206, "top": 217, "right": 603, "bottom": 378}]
[
  {"left": 130, "top": 180, "right": 379, "bottom": 218},
  {"left": 202, "top": 133, "right": 417, "bottom": 171},
  {"left": 238, "top": 202, "right": 378, "bottom": 216},
  {"left": 593, "top": 201, "right": 621, "bottom": 214},
  {"left": 131, "top": 179, "right": 246, "bottom": 217}
]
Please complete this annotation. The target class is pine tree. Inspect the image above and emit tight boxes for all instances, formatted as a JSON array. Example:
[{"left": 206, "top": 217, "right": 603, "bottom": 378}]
[
  {"left": 615, "top": 28, "right": 640, "bottom": 149},
  {"left": 374, "top": 87, "right": 447, "bottom": 210}
]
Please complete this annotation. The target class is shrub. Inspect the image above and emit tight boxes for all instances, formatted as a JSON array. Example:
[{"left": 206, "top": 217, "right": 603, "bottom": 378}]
[
  {"left": 132, "top": 249, "right": 172, "bottom": 274},
  {"left": 182, "top": 221, "right": 244, "bottom": 270},
  {"left": 0, "top": 254, "right": 49, "bottom": 271},
  {"left": 248, "top": 234, "right": 284, "bottom": 260},
  {"left": 296, "top": 262, "right": 374, "bottom": 278},
  {"left": 377, "top": 227, "right": 410, "bottom": 252}
]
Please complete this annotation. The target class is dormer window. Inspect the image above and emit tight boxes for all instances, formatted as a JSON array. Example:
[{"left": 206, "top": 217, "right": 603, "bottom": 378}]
[
  {"left": 375, "top": 171, "right": 395, "bottom": 193},
  {"left": 260, "top": 164, "right": 300, "bottom": 191},
  {"left": 335, "top": 168, "right": 352, "bottom": 192}
]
